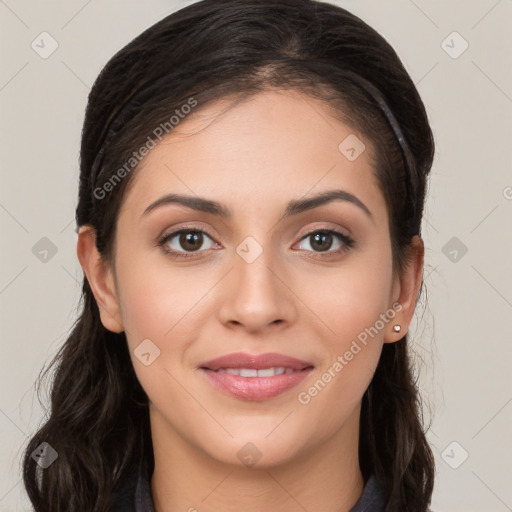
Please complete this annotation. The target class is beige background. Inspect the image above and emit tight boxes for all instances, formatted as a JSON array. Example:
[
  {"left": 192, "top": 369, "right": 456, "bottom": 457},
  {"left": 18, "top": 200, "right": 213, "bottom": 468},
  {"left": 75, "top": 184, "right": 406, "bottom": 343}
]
[{"left": 1, "top": 1, "right": 511, "bottom": 510}]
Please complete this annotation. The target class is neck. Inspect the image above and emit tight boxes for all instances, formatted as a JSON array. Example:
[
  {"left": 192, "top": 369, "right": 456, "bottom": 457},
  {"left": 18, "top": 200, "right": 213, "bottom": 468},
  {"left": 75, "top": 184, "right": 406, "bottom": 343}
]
[{"left": 149, "top": 405, "right": 365, "bottom": 512}]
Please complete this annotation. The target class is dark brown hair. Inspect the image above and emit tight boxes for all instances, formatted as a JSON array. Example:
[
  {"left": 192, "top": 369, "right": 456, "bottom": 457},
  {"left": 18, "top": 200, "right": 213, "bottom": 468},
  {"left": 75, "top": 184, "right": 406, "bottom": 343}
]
[{"left": 22, "top": 1, "right": 435, "bottom": 510}]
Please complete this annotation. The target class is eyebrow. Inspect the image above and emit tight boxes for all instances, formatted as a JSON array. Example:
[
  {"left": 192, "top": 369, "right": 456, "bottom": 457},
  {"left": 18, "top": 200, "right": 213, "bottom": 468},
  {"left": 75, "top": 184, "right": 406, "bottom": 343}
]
[{"left": 142, "top": 189, "right": 373, "bottom": 220}]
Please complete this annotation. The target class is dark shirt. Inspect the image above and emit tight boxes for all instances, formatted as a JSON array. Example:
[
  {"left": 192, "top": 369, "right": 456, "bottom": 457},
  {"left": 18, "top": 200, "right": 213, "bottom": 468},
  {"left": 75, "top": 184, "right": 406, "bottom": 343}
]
[{"left": 110, "top": 462, "right": 385, "bottom": 512}]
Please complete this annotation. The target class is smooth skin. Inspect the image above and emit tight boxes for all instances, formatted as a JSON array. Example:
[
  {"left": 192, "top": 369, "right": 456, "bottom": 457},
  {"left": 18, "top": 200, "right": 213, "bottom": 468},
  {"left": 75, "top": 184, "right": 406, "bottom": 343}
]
[{"left": 77, "top": 89, "right": 424, "bottom": 512}]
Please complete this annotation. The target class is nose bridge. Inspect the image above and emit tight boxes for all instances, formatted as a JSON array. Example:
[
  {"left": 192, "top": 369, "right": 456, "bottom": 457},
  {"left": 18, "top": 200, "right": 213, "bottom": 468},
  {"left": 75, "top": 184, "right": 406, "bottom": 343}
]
[{"left": 218, "top": 236, "right": 296, "bottom": 332}]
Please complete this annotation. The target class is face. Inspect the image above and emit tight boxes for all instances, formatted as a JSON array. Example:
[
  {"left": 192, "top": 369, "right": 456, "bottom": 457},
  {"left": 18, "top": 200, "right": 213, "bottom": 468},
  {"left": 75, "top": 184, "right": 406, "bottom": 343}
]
[{"left": 89, "top": 89, "right": 408, "bottom": 468}]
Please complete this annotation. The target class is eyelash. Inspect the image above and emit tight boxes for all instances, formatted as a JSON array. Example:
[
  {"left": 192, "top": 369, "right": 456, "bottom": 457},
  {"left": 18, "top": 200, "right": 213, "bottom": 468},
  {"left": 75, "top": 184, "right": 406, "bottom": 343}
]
[{"left": 157, "top": 227, "right": 355, "bottom": 260}]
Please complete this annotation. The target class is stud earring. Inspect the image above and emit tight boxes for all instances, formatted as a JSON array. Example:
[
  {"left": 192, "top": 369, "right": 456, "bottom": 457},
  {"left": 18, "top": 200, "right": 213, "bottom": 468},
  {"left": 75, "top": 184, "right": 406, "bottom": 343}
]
[{"left": 393, "top": 325, "right": 401, "bottom": 333}]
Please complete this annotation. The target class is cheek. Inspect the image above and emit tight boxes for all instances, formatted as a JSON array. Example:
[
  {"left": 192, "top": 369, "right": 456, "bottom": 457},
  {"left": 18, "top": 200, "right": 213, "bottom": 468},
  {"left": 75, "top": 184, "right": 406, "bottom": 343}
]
[
  {"left": 115, "top": 242, "right": 213, "bottom": 345},
  {"left": 294, "top": 250, "right": 394, "bottom": 408},
  {"left": 116, "top": 260, "right": 213, "bottom": 413},
  {"left": 114, "top": 246, "right": 225, "bottom": 393},
  {"left": 299, "top": 250, "right": 394, "bottom": 347}
]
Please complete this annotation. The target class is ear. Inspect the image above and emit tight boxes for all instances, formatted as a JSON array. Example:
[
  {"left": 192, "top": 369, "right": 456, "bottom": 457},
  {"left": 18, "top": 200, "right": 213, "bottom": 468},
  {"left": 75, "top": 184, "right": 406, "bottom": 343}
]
[
  {"left": 76, "top": 225, "right": 124, "bottom": 333},
  {"left": 384, "top": 235, "right": 424, "bottom": 343}
]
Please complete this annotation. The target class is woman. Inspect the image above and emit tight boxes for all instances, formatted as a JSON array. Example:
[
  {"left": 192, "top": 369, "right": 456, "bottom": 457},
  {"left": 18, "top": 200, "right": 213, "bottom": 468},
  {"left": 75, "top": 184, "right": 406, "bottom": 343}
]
[{"left": 22, "top": 0, "right": 435, "bottom": 510}]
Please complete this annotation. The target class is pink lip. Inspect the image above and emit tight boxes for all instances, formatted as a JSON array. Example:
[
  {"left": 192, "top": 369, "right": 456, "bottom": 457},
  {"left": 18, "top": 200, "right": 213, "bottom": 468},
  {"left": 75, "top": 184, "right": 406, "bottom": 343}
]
[
  {"left": 200, "top": 352, "right": 313, "bottom": 371},
  {"left": 199, "top": 352, "right": 314, "bottom": 401}
]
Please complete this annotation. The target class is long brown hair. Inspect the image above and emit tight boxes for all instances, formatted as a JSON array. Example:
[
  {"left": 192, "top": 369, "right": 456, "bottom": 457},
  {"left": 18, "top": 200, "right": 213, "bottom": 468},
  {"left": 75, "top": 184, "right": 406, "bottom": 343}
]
[{"left": 22, "top": 1, "right": 435, "bottom": 510}]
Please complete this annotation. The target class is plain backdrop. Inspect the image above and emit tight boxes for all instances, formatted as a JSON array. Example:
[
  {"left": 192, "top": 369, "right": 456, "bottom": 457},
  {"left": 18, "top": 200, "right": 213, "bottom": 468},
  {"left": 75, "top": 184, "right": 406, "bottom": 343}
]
[{"left": 1, "top": 1, "right": 511, "bottom": 510}]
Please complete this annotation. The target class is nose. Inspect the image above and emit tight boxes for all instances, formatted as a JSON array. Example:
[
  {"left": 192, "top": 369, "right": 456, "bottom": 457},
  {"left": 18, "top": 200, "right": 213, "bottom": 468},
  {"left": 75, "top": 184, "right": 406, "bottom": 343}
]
[{"left": 218, "top": 247, "right": 298, "bottom": 335}]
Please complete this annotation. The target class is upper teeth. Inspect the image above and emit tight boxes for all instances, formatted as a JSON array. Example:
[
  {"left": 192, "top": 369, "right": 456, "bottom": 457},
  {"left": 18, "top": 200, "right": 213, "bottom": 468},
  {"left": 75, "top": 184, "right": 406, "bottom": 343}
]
[{"left": 215, "top": 367, "right": 296, "bottom": 377}]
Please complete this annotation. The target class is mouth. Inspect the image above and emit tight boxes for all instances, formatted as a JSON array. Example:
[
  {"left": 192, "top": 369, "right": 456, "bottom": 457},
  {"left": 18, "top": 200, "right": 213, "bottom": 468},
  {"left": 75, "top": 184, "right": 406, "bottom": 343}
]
[
  {"left": 199, "top": 352, "right": 314, "bottom": 401},
  {"left": 208, "top": 367, "right": 305, "bottom": 376}
]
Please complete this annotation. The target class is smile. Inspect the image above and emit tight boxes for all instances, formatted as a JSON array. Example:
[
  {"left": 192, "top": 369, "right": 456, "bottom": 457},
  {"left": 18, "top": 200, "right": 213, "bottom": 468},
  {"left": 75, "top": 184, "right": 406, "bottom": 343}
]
[
  {"left": 198, "top": 352, "right": 314, "bottom": 400},
  {"left": 212, "top": 367, "right": 299, "bottom": 377}
]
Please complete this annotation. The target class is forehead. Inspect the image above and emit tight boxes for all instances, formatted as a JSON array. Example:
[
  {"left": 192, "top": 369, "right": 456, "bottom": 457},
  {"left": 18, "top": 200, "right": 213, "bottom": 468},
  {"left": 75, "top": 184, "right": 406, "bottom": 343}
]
[{"left": 119, "top": 89, "right": 386, "bottom": 221}]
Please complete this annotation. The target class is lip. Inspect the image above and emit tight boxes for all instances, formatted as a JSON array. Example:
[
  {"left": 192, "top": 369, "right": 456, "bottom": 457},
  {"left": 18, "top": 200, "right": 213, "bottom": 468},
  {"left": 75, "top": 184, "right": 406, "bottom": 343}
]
[
  {"left": 199, "top": 352, "right": 314, "bottom": 401},
  {"left": 200, "top": 352, "right": 313, "bottom": 371}
]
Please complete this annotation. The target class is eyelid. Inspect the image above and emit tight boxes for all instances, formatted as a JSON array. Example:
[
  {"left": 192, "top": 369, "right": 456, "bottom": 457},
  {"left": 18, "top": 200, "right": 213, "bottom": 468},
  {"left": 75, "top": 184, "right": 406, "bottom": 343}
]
[
  {"left": 157, "top": 222, "right": 219, "bottom": 243},
  {"left": 296, "top": 223, "right": 352, "bottom": 240}
]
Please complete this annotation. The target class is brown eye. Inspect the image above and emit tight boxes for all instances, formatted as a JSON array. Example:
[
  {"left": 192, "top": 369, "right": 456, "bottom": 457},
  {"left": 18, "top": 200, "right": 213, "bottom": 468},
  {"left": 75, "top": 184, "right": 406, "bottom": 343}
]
[
  {"left": 178, "top": 231, "right": 204, "bottom": 252},
  {"left": 159, "top": 229, "right": 218, "bottom": 258},
  {"left": 296, "top": 229, "right": 354, "bottom": 255},
  {"left": 309, "top": 232, "right": 334, "bottom": 252}
]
